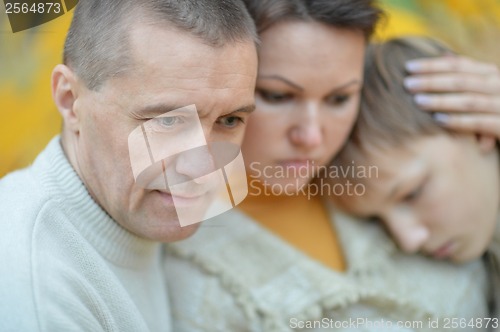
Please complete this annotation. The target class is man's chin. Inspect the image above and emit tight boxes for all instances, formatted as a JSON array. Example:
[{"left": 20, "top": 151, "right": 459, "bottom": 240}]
[{"left": 163, "top": 222, "right": 201, "bottom": 242}]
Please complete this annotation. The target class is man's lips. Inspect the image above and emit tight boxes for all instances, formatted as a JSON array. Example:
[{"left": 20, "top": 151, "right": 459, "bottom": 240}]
[
  {"left": 155, "top": 191, "right": 210, "bottom": 208},
  {"left": 157, "top": 190, "right": 207, "bottom": 199}
]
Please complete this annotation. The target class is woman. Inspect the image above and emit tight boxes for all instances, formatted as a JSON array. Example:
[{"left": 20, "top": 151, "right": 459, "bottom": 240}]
[{"left": 165, "top": 1, "right": 500, "bottom": 330}]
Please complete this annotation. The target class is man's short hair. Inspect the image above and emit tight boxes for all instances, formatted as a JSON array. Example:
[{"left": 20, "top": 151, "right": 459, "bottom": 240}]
[
  {"left": 332, "top": 37, "right": 451, "bottom": 172},
  {"left": 63, "top": 0, "right": 258, "bottom": 90},
  {"left": 242, "top": 0, "right": 383, "bottom": 39}
]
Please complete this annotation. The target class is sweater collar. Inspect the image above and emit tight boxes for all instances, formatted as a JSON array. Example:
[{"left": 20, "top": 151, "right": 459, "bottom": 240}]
[
  {"left": 168, "top": 203, "right": 488, "bottom": 328},
  {"left": 34, "top": 136, "right": 161, "bottom": 268},
  {"left": 167, "top": 205, "right": 419, "bottom": 318}
]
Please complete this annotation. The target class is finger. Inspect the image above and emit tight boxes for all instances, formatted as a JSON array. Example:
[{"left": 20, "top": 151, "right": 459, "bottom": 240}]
[
  {"left": 433, "top": 112, "right": 500, "bottom": 138},
  {"left": 406, "top": 56, "right": 499, "bottom": 75},
  {"left": 414, "top": 93, "right": 500, "bottom": 113},
  {"left": 404, "top": 73, "right": 500, "bottom": 94}
]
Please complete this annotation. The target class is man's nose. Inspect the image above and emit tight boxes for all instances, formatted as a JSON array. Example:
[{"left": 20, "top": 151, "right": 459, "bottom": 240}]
[
  {"left": 174, "top": 146, "right": 216, "bottom": 184},
  {"left": 385, "top": 211, "right": 430, "bottom": 254},
  {"left": 289, "top": 102, "right": 322, "bottom": 148}
]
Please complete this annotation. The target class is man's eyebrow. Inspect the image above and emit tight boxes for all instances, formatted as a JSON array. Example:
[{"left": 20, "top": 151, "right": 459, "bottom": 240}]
[
  {"left": 135, "top": 103, "right": 190, "bottom": 118},
  {"left": 224, "top": 104, "right": 256, "bottom": 116},
  {"left": 258, "top": 75, "right": 304, "bottom": 92},
  {"left": 135, "top": 103, "right": 255, "bottom": 119}
]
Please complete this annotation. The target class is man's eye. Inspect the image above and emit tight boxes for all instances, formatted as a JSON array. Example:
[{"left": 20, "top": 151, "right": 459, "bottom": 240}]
[
  {"left": 218, "top": 116, "right": 243, "bottom": 128},
  {"left": 257, "top": 89, "right": 293, "bottom": 103},
  {"left": 326, "top": 94, "right": 351, "bottom": 106},
  {"left": 151, "top": 116, "right": 185, "bottom": 129}
]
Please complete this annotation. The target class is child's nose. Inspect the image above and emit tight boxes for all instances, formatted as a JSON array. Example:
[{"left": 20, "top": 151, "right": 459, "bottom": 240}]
[{"left": 385, "top": 213, "right": 430, "bottom": 254}]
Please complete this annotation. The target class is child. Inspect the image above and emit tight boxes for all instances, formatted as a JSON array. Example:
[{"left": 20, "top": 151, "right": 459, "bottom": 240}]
[{"left": 330, "top": 36, "right": 500, "bottom": 322}]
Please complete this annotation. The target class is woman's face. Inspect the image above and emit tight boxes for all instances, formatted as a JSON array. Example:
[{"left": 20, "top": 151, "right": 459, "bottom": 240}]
[{"left": 242, "top": 21, "right": 365, "bottom": 193}]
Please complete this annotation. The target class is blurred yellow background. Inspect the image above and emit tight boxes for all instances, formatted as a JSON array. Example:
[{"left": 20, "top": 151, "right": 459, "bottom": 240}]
[{"left": 1, "top": 0, "right": 500, "bottom": 177}]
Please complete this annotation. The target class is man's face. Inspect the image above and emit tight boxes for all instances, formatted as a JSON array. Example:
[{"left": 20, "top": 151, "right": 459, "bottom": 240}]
[
  {"left": 337, "top": 134, "right": 499, "bottom": 263},
  {"left": 69, "top": 24, "right": 257, "bottom": 241}
]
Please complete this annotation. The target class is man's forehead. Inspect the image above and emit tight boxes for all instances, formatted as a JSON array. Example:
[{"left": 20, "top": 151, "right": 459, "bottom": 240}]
[
  {"left": 99, "top": 53, "right": 256, "bottom": 119},
  {"left": 128, "top": 23, "right": 256, "bottom": 71},
  {"left": 123, "top": 26, "right": 257, "bottom": 98}
]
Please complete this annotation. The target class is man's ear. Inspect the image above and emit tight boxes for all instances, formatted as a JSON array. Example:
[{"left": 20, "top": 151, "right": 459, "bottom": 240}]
[
  {"left": 52, "top": 64, "right": 80, "bottom": 133},
  {"left": 476, "top": 134, "right": 497, "bottom": 154}
]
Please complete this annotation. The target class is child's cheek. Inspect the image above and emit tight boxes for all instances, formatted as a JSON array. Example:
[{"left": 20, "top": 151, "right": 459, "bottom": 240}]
[{"left": 420, "top": 181, "right": 457, "bottom": 232}]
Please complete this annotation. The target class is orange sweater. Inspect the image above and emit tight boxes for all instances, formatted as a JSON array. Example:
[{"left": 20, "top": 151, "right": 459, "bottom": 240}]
[{"left": 238, "top": 190, "right": 346, "bottom": 271}]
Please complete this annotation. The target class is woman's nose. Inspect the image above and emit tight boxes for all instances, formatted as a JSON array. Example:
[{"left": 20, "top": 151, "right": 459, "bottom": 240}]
[{"left": 289, "top": 103, "right": 322, "bottom": 148}]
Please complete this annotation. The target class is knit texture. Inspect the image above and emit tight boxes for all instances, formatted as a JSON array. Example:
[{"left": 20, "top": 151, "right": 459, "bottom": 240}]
[
  {"left": 166, "top": 203, "right": 490, "bottom": 332},
  {"left": 486, "top": 222, "right": 500, "bottom": 331},
  {"left": 0, "top": 136, "right": 172, "bottom": 332}
]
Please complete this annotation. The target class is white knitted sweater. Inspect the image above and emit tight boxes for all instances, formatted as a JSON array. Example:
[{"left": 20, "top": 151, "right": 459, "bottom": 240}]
[
  {"left": 166, "top": 203, "right": 490, "bottom": 332},
  {"left": 0, "top": 136, "right": 172, "bottom": 332}
]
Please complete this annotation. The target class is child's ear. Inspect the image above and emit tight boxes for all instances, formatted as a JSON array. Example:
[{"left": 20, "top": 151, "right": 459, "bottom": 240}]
[{"left": 476, "top": 134, "right": 497, "bottom": 153}]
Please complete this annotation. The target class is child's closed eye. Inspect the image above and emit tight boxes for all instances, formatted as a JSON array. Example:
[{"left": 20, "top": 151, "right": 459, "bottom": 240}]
[{"left": 401, "top": 176, "right": 429, "bottom": 204}]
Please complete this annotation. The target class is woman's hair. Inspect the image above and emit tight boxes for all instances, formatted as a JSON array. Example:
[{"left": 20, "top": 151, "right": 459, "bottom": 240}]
[
  {"left": 333, "top": 37, "right": 453, "bottom": 169},
  {"left": 242, "top": 0, "right": 383, "bottom": 39}
]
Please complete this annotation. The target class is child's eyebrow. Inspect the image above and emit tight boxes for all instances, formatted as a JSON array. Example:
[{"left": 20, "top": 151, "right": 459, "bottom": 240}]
[{"left": 385, "top": 160, "right": 425, "bottom": 200}]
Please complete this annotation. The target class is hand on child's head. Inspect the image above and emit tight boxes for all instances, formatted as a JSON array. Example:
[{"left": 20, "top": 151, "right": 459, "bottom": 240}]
[{"left": 405, "top": 55, "right": 500, "bottom": 141}]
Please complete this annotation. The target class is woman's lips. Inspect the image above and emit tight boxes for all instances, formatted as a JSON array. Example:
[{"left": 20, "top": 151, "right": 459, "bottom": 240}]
[{"left": 278, "top": 160, "right": 313, "bottom": 169}]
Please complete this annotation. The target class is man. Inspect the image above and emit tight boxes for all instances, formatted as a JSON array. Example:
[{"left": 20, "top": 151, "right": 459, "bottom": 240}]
[{"left": 0, "top": 0, "right": 257, "bottom": 331}]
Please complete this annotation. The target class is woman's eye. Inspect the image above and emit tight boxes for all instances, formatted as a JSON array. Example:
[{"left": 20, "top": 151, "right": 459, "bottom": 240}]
[
  {"left": 327, "top": 94, "right": 351, "bottom": 106},
  {"left": 218, "top": 116, "right": 243, "bottom": 128},
  {"left": 257, "top": 89, "right": 293, "bottom": 103}
]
